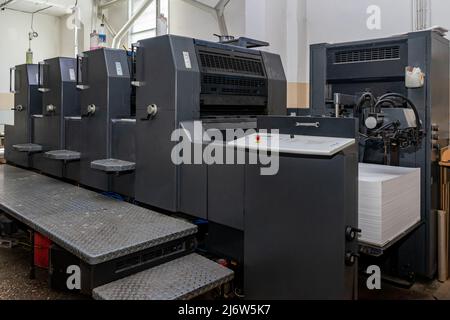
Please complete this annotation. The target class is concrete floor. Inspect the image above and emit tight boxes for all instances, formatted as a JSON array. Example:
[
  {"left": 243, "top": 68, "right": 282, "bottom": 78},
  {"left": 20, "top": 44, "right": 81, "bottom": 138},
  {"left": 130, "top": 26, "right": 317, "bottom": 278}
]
[
  {"left": 1, "top": 245, "right": 450, "bottom": 300},
  {"left": 0, "top": 246, "right": 84, "bottom": 300}
]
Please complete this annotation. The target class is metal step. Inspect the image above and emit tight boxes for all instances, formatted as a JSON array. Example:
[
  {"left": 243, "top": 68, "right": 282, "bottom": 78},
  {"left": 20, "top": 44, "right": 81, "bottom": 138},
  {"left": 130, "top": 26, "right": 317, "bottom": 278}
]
[
  {"left": 13, "top": 144, "right": 43, "bottom": 153},
  {"left": 92, "top": 253, "right": 234, "bottom": 300},
  {"left": 0, "top": 165, "right": 197, "bottom": 265},
  {"left": 45, "top": 150, "right": 81, "bottom": 161},
  {"left": 91, "top": 159, "right": 136, "bottom": 173}
]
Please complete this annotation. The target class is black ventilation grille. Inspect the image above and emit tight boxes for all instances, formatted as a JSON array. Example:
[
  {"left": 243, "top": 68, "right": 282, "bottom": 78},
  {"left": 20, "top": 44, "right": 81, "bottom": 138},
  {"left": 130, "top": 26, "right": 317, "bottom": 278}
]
[
  {"left": 202, "top": 75, "right": 266, "bottom": 96},
  {"left": 334, "top": 46, "right": 400, "bottom": 64},
  {"left": 199, "top": 51, "right": 265, "bottom": 76}
]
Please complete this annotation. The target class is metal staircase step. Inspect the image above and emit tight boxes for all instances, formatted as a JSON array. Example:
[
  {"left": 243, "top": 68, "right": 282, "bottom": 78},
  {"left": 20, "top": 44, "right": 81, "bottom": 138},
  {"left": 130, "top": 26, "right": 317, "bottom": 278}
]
[
  {"left": 45, "top": 150, "right": 81, "bottom": 161},
  {"left": 93, "top": 253, "right": 234, "bottom": 300},
  {"left": 91, "top": 159, "right": 136, "bottom": 173},
  {"left": 13, "top": 144, "right": 43, "bottom": 153}
]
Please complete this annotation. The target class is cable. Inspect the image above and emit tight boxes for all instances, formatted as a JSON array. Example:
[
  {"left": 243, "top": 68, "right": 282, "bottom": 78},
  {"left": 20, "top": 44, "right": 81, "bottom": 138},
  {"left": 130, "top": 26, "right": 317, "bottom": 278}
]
[{"left": 378, "top": 93, "right": 422, "bottom": 131}]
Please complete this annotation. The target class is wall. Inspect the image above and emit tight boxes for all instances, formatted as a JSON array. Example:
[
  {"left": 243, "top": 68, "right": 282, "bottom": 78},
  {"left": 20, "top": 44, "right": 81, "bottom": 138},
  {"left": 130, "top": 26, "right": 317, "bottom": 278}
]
[
  {"left": 0, "top": 9, "right": 60, "bottom": 127},
  {"left": 59, "top": 0, "right": 94, "bottom": 57},
  {"left": 245, "top": 0, "right": 308, "bottom": 108},
  {"left": 170, "top": 0, "right": 245, "bottom": 41}
]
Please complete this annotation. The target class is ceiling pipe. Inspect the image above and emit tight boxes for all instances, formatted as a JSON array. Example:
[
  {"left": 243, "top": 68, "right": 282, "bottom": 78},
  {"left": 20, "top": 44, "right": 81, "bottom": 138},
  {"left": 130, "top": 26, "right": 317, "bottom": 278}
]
[
  {"left": 0, "top": 0, "right": 16, "bottom": 10},
  {"left": 99, "top": 0, "right": 126, "bottom": 10},
  {"left": 112, "top": 0, "right": 154, "bottom": 48}
]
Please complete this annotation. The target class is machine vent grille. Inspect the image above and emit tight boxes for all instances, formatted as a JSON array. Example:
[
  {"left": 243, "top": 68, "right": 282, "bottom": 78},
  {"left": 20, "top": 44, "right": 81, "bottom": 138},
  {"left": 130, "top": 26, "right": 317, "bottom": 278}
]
[
  {"left": 199, "top": 51, "right": 265, "bottom": 76},
  {"left": 202, "top": 75, "right": 266, "bottom": 95},
  {"left": 334, "top": 46, "right": 400, "bottom": 64}
]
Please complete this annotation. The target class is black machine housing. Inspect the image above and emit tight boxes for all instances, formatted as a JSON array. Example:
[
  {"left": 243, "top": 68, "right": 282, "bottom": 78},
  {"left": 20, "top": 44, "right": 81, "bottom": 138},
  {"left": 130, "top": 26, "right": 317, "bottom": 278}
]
[
  {"left": 134, "top": 35, "right": 286, "bottom": 260},
  {"left": 31, "top": 57, "right": 80, "bottom": 181},
  {"left": 75, "top": 48, "right": 136, "bottom": 198},
  {"left": 5, "top": 64, "right": 42, "bottom": 168},
  {"left": 310, "top": 30, "right": 450, "bottom": 279}
]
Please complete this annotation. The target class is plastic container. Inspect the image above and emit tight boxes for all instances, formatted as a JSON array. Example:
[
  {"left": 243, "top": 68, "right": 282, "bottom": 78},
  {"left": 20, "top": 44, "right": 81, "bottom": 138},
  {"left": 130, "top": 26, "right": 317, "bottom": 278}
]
[
  {"left": 34, "top": 233, "right": 52, "bottom": 269},
  {"left": 90, "top": 30, "right": 99, "bottom": 50},
  {"left": 98, "top": 24, "right": 106, "bottom": 47}
]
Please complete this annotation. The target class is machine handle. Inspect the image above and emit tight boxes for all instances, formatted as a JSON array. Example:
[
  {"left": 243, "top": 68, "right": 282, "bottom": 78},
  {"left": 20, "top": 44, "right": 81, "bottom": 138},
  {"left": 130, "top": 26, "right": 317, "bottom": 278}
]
[
  {"left": 140, "top": 104, "right": 158, "bottom": 121},
  {"left": 12, "top": 105, "right": 24, "bottom": 112},
  {"left": 76, "top": 54, "right": 88, "bottom": 89},
  {"left": 9, "top": 67, "right": 16, "bottom": 93},
  {"left": 37, "top": 61, "right": 50, "bottom": 92},
  {"left": 82, "top": 104, "right": 96, "bottom": 118},
  {"left": 38, "top": 61, "right": 43, "bottom": 89},
  {"left": 130, "top": 43, "right": 138, "bottom": 83},
  {"left": 345, "top": 226, "right": 362, "bottom": 242}
]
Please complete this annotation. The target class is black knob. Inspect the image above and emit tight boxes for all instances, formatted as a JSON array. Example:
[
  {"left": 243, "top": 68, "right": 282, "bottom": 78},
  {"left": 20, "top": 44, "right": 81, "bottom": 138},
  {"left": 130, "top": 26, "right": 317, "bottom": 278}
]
[
  {"left": 346, "top": 226, "right": 362, "bottom": 241},
  {"left": 345, "top": 252, "right": 360, "bottom": 266}
]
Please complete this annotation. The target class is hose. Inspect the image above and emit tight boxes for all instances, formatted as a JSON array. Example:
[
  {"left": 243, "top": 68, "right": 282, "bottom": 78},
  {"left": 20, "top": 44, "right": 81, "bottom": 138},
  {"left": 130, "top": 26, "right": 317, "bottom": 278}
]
[{"left": 377, "top": 93, "right": 422, "bottom": 131}]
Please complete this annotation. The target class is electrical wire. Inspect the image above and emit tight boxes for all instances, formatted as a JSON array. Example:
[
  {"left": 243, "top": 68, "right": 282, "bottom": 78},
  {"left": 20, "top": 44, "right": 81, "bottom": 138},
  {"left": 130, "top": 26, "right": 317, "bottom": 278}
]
[{"left": 377, "top": 93, "right": 422, "bottom": 131}]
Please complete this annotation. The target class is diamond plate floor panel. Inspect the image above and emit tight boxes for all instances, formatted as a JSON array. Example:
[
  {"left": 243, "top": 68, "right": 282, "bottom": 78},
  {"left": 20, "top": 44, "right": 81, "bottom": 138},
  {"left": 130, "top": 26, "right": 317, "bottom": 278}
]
[
  {"left": 0, "top": 165, "right": 197, "bottom": 265},
  {"left": 92, "top": 253, "right": 234, "bottom": 300}
]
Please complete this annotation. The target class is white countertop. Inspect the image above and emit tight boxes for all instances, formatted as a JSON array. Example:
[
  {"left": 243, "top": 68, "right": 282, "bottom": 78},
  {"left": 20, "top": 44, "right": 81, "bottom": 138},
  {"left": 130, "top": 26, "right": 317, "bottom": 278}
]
[{"left": 228, "top": 133, "right": 356, "bottom": 156}]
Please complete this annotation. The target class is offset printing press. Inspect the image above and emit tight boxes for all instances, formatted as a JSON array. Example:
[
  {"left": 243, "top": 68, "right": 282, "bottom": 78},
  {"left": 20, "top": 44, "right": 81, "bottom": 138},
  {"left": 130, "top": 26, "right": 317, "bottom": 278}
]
[
  {"left": 309, "top": 30, "right": 449, "bottom": 280},
  {"left": 74, "top": 48, "right": 136, "bottom": 198},
  {"left": 133, "top": 34, "right": 286, "bottom": 265},
  {"left": 5, "top": 64, "right": 42, "bottom": 168},
  {"left": 31, "top": 57, "right": 80, "bottom": 181}
]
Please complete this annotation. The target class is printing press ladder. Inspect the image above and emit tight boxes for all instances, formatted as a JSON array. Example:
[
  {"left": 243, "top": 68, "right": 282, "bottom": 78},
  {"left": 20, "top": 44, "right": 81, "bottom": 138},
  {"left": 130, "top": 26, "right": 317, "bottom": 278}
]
[{"left": 0, "top": 165, "right": 233, "bottom": 300}]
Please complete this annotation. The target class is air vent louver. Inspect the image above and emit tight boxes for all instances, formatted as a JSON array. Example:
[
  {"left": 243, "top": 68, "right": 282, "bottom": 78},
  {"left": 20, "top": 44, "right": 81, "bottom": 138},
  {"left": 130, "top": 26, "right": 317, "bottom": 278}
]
[
  {"left": 334, "top": 46, "right": 400, "bottom": 64},
  {"left": 199, "top": 51, "right": 265, "bottom": 76}
]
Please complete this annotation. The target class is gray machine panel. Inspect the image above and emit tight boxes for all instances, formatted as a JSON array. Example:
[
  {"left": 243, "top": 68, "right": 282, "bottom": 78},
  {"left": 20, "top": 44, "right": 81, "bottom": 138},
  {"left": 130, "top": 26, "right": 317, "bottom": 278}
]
[
  {"left": 78, "top": 48, "right": 134, "bottom": 195},
  {"left": 32, "top": 57, "right": 79, "bottom": 178},
  {"left": 244, "top": 116, "right": 359, "bottom": 300},
  {"left": 5, "top": 64, "right": 42, "bottom": 168}
]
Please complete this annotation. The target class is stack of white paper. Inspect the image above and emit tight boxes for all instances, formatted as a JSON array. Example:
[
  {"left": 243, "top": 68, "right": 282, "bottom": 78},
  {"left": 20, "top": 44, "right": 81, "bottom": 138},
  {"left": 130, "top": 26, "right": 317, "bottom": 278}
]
[{"left": 359, "top": 163, "right": 421, "bottom": 247}]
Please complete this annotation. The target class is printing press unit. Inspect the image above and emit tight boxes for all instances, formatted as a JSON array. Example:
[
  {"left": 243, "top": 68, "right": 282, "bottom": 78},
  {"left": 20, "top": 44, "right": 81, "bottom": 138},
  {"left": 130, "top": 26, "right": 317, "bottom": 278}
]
[
  {"left": 309, "top": 30, "right": 450, "bottom": 280},
  {"left": 5, "top": 64, "right": 42, "bottom": 168},
  {"left": 132, "top": 35, "right": 359, "bottom": 299},
  {"left": 2, "top": 35, "right": 360, "bottom": 299},
  {"left": 75, "top": 48, "right": 136, "bottom": 198}
]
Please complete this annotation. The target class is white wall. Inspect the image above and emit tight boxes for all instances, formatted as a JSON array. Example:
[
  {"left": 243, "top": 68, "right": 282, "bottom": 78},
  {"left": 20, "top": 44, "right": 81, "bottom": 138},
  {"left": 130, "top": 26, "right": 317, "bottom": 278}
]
[
  {"left": 0, "top": 10, "right": 61, "bottom": 93},
  {"left": 59, "top": 0, "right": 94, "bottom": 57},
  {"left": 307, "top": 0, "right": 413, "bottom": 45},
  {"left": 245, "top": 0, "right": 308, "bottom": 83},
  {"left": 170, "top": 0, "right": 245, "bottom": 41}
]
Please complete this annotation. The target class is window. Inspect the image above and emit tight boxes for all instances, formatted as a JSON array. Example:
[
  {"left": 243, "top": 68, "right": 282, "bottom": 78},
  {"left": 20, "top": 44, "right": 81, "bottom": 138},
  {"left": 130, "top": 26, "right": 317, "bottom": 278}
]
[{"left": 129, "top": 0, "right": 169, "bottom": 45}]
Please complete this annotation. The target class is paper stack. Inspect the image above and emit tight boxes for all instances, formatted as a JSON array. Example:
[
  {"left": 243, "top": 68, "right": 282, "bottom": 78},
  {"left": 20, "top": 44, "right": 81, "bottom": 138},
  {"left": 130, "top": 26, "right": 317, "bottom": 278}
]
[{"left": 359, "top": 163, "right": 421, "bottom": 247}]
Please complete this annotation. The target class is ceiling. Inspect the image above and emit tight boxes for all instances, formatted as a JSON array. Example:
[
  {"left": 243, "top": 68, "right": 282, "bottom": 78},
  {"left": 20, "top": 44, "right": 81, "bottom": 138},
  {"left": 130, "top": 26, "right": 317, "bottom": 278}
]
[{"left": 1, "top": 0, "right": 74, "bottom": 16}]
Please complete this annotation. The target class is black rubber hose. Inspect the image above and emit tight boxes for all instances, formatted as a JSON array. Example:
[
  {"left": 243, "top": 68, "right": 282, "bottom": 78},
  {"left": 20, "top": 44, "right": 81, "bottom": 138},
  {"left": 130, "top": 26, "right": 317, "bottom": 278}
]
[{"left": 377, "top": 93, "right": 422, "bottom": 131}]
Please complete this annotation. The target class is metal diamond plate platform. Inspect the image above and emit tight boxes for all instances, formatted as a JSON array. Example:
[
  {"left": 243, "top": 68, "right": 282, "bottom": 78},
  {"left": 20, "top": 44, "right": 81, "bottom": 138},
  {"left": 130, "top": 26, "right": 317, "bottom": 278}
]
[
  {"left": 13, "top": 144, "right": 43, "bottom": 153},
  {"left": 91, "top": 159, "right": 136, "bottom": 172},
  {"left": 92, "top": 253, "right": 234, "bottom": 300},
  {"left": 0, "top": 165, "right": 197, "bottom": 265},
  {"left": 45, "top": 150, "right": 81, "bottom": 161}
]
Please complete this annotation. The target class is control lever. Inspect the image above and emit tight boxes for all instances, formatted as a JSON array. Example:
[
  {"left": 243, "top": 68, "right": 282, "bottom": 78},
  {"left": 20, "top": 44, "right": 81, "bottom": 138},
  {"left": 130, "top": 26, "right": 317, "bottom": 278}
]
[
  {"left": 82, "top": 104, "right": 96, "bottom": 118},
  {"left": 345, "top": 226, "right": 362, "bottom": 242},
  {"left": 345, "top": 251, "right": 360, "bottom": 266},
  {"left": 141, "top": 104, "right": 158, "bottom": 121},
  {"left": 11, "top": 105, "right": 24, "bottom": 112},
  {"left": 46, "top": 105, "right": 56, "bottom": 113}
]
